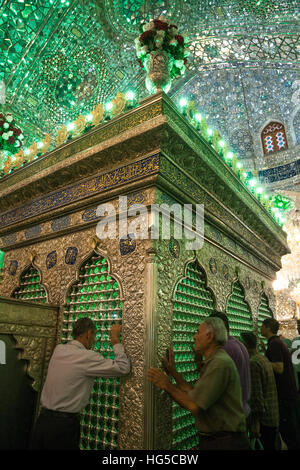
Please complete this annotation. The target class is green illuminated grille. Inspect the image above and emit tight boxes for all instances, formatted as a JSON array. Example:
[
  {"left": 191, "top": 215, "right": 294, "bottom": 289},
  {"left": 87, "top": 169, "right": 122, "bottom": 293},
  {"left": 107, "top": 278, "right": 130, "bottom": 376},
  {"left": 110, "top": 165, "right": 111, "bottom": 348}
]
[
  {"left": 226, "top": 281, "right": 253, "bottom": 337},
  {"left": 172, "top": 260, "right": 215, "bottom": 450},
  {"left": 12, "top": 266, "right": 47, "bottom": 303},
  {"left": 257, "top": 293, "right": 273, "bottom": 345},
  {"left": 62, "top": 254, "right": 122, "bottom": 450}
]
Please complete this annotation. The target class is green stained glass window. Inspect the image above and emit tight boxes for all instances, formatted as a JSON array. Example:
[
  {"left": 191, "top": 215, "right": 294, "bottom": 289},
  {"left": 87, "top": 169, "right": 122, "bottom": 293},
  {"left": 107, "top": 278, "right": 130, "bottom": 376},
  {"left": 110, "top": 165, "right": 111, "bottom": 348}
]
[
  {"left": 62, "top": 253, "right": 122, "bottom": 450},
  {"left": 172, "top": 260, "right": 215, "bottom": 451},
  {"left": 226, "top": 281, "right": 253, "bottom": 338},
  {"left": 257, "top": 293, "right": 273, "bottom": 346},
  {"left": 12, "top": 265, "right": 47, "bottom": 303}
]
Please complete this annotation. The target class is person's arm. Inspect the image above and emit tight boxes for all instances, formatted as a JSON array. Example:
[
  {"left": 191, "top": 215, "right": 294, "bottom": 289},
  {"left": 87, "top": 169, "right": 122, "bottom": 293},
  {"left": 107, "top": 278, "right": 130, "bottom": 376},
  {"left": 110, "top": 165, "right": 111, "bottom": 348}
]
[
  {"left": 162, "top": 348, "right": 193, "bottom": 392},
  {"left": 147, "top": 368, "right": 199, "bottom": 415},
  {"left": 85, "top": 324, "right": 130, "bottom": 377}
]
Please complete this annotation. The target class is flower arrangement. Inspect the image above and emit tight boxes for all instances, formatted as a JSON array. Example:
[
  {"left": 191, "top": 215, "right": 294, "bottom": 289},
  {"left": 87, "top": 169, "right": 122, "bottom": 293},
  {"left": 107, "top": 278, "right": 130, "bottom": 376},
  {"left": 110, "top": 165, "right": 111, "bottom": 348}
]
[
  {"left": 135, "top": 16, "right": 189, "bottom": 79},
  {"left": 0, "top": 112, "right": 24, "bottom": 153}
]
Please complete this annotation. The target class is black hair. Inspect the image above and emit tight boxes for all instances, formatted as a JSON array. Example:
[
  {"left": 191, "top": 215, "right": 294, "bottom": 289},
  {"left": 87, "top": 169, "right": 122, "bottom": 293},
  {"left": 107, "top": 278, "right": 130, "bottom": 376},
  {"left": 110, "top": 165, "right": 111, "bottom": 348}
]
[
  {"left": 72, "top": 317, "right": 96, "bottom": 339},
  {"left": 262, "top": 318, "right": 279, "bottom": 334},
  {"left": 209, "top": 311, "right": 230, "bottom": 333},
  {"left": 240, "top": 331, "right": 257, "bottom": 349}
]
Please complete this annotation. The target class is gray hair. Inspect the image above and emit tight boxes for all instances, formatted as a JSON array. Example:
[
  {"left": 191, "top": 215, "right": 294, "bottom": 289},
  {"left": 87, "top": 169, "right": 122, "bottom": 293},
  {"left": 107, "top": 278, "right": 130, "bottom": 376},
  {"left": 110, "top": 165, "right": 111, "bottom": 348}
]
[
  {"left": 72, "top": 317, "right": 96, "bottom": 339},
  {"left": 204, "top": 317, "right": 228, "bottom": 345}
]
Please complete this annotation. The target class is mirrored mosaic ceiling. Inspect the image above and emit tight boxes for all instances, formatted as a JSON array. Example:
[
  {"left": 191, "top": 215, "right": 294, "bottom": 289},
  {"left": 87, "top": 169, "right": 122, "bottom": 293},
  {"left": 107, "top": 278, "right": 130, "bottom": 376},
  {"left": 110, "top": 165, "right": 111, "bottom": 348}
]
[
  {"left": 0, "top": 0, "right": 299, "bottom": 164},
  {"left": 173, "top": 67, "right": 300, "bottom": 160}
]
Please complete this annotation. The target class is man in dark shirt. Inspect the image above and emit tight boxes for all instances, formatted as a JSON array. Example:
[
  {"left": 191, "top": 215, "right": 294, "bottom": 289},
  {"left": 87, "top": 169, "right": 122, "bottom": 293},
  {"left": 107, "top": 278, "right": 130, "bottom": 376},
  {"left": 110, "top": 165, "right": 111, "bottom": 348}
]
[
  {"left": 261, "top": 318, "right": 300, "bottom": 449},
  {"left": 209, "top": 312, "right": 251, "bottom": 418}
]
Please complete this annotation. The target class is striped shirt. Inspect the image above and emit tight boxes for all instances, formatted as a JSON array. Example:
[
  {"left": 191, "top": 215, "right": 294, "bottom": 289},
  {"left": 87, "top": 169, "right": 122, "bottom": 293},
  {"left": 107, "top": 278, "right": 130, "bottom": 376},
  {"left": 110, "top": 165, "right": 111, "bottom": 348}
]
[{"left": 248, "top": 352, "right": 279, "bottom": 427}]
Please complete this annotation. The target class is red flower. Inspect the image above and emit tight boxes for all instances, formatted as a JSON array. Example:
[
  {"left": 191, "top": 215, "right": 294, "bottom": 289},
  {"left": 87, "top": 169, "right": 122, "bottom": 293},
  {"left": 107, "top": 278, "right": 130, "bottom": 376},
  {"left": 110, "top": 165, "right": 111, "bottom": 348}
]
[
  {"left": 140, "top": 30, "right": 154, "bottom": 42},
  {"left": 169, "top": 24, "right": 178, "bottom": 30},
  {"left": 175, "top": 35, "right": 184, "bottom": 47},
  {"left": 8, "top": 136, "right": 15, "bottom": 145},
  {"left": 0, "top": 113, "right": 3, "bottom": 118},
  {"left": 14, "top": 128, "right": 21, "bottom": 136},
  {"left": 153, "top": 19, "right": 168, "bottom": 30},
  {"left": 0, "top": 120, "right": 4, "bottom": 127}
]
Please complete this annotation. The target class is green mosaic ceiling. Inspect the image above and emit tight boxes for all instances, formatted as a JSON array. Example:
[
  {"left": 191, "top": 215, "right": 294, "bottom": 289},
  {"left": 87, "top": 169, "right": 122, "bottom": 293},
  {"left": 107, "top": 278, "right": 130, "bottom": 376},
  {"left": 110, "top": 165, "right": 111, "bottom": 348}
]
[{"left": 0, "top": 0, "right": 299, "bottom": 147}]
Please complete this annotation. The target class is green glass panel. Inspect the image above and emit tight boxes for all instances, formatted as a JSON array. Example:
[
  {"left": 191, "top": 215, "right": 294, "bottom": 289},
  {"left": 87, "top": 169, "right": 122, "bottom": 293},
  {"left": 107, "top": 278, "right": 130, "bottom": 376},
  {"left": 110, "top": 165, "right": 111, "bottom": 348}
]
[
  {"left": 63, "top": 253, "right": 122, "bottom": 450},
  {"left": 172, "top": 260, "right": 215, "bottom": 450},
  {"left": 257, "top": 293, "right": 273, "bottom": 346},
  {"left": 12, "top": 265, "right": 46, "bottom": 304},
  {"left": 226, "top": 281, "right": 253, "bottom": 339}
]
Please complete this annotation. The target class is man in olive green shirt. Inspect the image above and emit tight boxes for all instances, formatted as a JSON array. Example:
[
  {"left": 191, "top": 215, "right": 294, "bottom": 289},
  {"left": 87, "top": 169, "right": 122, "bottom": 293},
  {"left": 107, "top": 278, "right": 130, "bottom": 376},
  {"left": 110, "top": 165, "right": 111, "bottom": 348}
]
[{"left": 147, "top": 317, "right": 250, "bottom": 450}]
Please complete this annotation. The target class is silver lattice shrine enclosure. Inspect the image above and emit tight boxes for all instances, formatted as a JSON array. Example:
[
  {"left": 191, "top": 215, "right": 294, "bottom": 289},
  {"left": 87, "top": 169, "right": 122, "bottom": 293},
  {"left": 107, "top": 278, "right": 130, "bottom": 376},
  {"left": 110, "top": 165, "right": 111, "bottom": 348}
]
[{"left": 0, "top": 93, "right": 289, "bottom": 450}]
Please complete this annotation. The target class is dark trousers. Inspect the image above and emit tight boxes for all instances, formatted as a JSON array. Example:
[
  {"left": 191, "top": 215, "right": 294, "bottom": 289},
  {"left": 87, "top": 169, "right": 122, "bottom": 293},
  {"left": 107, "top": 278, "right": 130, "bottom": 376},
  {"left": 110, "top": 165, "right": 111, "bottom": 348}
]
[
  {"left": 297, "top": 373, "right": 300, "bottom": 392},
  {"left": 197, "top": 432, "right": 251, "bottom": 450},
  {"left": 259, "top": 424, "right": 278, "bottom": 450},
  {"left": 30, "top": 408, "right": 81, "bottom": 450},
  {"left": 278, "top": 397, "right": 300, "bottom": 450}
]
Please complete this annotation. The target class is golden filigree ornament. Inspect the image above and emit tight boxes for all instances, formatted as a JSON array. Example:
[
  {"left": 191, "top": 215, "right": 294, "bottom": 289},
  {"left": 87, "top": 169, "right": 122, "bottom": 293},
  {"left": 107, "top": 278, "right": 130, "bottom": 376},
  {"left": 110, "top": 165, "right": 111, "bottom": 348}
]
[
  {"left": 73, "top": 115, "right": 86, "bottom": 137},
  {"left": 91, "top": 103, "right": 104, "bottom": 127},
  {"left": 111, "top": 92, "right": 126, "bottom": 117},
  {"left": 239, "top": 163, "right": 246, "bottom": 182},
  {"left": 90, "top": 237, "right": 100, "bottom": 250},
  {"left": 41, "top": 133, "right": 51, "bottom": 154},
  {"left": 13, "top": 148, "right": 25, "bottom": 168},
  {"left": 29, "top": 251, "right": 37, "bottom": 263},
  {"left": 27, "top": 141, "right": 38, "bottom": 162},
  {"left": 200, "top": 116, "right": 208, "bottom": 140},
  {"left": 55, "top": 124, "right": 69, "bottom": 147},
  {"left": 222, "top": 143, "right": 229, "bottom": 156},
  {"left": 231, "top": 153, "right": 238, "bottom": 172},
  {"left": 3, "top": 156, "right": 12, "bottom": 175}
]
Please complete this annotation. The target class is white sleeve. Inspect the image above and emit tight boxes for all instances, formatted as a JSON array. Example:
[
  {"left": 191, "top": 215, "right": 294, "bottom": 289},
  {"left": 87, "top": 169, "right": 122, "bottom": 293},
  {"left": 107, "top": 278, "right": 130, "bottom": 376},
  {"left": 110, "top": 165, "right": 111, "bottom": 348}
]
[{"left": 84, "top": 344, "right": 131, "bottom": 377}]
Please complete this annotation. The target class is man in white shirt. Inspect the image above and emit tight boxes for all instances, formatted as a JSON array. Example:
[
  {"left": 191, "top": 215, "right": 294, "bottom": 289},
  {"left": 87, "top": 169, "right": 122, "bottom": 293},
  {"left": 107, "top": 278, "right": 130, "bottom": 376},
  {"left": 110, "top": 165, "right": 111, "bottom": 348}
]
[{"left": 30, "top": 318, "right": 130, "bottom": 450}]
